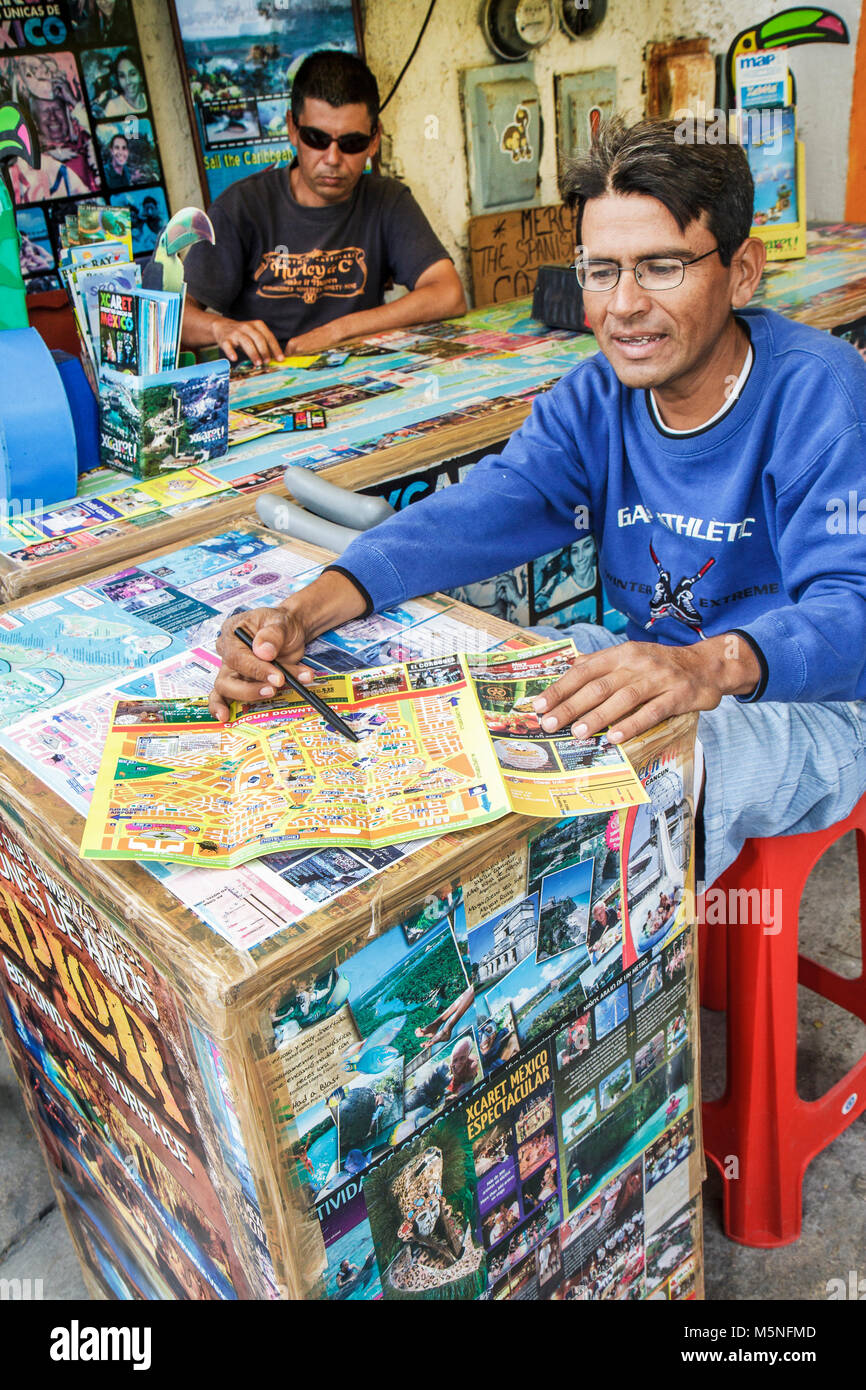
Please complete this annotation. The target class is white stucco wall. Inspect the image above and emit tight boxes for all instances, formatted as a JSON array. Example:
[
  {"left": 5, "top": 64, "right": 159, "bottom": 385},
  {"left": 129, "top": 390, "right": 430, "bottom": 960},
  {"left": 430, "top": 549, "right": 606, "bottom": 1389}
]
[
  {"left": 366, "top": 0, "right": 862, "bottom": 286},
  {"left": 133, "top": 0, "right": 862, "bottom": 282},
  {"left": 363, "top": 0, "right": 668, "bottom": 285}
]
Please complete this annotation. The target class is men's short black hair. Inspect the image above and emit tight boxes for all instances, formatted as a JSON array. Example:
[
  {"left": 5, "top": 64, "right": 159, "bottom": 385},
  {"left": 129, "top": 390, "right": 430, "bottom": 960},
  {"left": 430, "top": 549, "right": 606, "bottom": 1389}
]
[
  {"left": 290, "top": 50, "right": 379, "bottom": 127},
  {"left": 562, "top": 117, "right": 754, "bottom": 266}
]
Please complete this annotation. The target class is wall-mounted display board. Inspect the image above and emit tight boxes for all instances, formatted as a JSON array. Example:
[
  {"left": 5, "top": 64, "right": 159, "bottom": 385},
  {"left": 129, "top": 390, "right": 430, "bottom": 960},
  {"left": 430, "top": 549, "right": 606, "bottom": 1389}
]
[
  {"left": 554, "top": 67, "right": 616, "bottom": 184},
  {"left": 3, "top": 0, "right": 170, "bottom": 291},
  {"left": 168, "top": 0, "right": 363, "bottom": 205}
]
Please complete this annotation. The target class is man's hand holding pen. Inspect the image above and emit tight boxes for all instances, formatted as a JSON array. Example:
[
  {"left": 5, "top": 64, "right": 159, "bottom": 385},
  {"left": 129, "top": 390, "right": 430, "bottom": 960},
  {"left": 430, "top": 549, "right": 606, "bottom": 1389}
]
[
  {"left": 208, "top": 571, "right": 367, "bottom": 723},
  {"left": 211, "top": 606, "right": 312, "bottom": 722}
]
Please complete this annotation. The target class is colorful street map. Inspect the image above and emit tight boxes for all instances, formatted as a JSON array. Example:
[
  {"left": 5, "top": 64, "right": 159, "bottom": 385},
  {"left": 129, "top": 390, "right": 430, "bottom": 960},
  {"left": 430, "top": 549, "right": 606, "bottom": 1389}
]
[
  {"left": 0, "top": 525, "right": 529, "bottom": 949},
  {"left": 0, "top": 530, "right": 297, "bottom": 720},
  {"left": 81, "top": 642, "right": 647, "bottom": 867}
]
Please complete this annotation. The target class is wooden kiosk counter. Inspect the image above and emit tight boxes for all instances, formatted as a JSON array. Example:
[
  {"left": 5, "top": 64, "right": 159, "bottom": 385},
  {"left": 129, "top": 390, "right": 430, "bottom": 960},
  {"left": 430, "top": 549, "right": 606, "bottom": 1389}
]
[{"left": 0, "top": 524, "right": 701, "bottom": 1301}]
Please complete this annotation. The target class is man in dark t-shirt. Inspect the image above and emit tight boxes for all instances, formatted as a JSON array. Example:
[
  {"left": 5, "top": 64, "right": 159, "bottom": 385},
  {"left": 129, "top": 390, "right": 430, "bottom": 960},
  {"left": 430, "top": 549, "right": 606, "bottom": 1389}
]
[{"left": 182, "top": 51, "right": 466, "bottom": 365}]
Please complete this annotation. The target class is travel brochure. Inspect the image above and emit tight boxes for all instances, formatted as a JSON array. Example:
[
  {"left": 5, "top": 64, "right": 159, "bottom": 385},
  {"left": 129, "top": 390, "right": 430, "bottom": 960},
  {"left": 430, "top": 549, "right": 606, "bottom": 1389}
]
[
  {"left": 97, "top": 285, "right": 184, "bottom": 376},
  {"left": 60, "top": 243, "right": 135, "bottom": 373},
  {"left": 80, "top": 640, "right": 648, "bottom": 867},
  {"left": 56, "top": 203, "right": 226, "bottom": 477},
  {"left": 98, "top": 360, "right": 230, "bottom": 478},
  {"left": 59, "top": 204, "right": 184, "bottom": 374},
  {"left": 735, "top": 51, "right": 806, "bottom": 261},
  {"left": 60, "top": 205, "right": 134, "bottom": 261}
]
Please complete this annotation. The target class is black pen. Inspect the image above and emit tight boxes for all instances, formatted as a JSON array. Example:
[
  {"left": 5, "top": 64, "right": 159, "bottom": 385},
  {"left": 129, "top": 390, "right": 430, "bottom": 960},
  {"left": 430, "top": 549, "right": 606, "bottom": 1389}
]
[{"left": 234, "top": 626, "right": 360, "bottom": 744}]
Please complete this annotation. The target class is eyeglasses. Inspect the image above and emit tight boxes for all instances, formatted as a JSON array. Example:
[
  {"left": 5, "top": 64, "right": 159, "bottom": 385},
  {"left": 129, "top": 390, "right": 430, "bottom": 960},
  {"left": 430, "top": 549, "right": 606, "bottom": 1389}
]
[
  {"left": 295, "top": 124, "right": 374, "bottom": 155},
  {"left": 575, "top": 246, "right": 721, "bottom": 292}
]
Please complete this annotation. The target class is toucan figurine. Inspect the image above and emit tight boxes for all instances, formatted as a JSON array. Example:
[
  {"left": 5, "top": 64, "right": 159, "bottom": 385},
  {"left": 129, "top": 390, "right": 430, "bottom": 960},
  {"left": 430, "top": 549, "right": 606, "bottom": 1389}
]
[
  {"left": 142, "top": 205, "right": 215, "bottom": 294},
  {"left": 726, "top": 7, "right": 849, "bottom": 107},
  {"left": 0, "top": 102, "right": 40, "bottom": 333}
]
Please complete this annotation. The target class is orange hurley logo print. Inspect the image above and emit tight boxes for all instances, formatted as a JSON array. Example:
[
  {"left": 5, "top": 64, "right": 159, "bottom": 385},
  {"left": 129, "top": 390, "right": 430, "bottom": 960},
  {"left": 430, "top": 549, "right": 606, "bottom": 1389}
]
[{"left": 253, "top": 245, "right": 368, "bottom": 303}]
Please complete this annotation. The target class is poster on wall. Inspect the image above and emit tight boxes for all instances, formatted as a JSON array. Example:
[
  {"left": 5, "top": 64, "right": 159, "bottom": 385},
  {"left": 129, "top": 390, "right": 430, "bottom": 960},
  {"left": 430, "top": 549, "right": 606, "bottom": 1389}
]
[
  {"left": 168, "top": 0, "right": 362, "bottom": 205},
  {"left": 1, "top": 0, "right": 170, "bottom": 292}
]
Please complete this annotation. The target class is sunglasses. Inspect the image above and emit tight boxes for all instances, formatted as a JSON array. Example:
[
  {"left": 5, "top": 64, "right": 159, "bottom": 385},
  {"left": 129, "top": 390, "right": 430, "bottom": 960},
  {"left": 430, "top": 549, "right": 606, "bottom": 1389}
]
[{"left": 296, "top": 124, "right": 374, "bottom": 155}]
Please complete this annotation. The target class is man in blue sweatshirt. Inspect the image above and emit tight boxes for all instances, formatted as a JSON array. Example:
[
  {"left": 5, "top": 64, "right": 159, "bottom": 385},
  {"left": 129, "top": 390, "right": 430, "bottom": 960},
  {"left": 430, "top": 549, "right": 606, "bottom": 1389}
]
[{"left": 209, "top": 118, "right": 866, "bottom": 887}]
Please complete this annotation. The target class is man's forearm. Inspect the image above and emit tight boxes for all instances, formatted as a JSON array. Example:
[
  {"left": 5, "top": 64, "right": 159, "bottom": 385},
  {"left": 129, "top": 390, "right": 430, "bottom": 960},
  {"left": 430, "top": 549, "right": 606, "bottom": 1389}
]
[
  {"left": 181, "top": 295, "right": 223, "bottom": 349},
  {"left": 324, "top": 280, "right": 466, "bottom": 344},
  {"left": 283, "top": 569, "right": 368, "bottom": 644}
]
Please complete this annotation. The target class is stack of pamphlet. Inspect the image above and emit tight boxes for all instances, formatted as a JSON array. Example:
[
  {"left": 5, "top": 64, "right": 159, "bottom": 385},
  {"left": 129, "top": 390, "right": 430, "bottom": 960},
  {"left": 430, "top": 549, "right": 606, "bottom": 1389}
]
[
  {"left": 59, "top": 204, "right": 183, "bottom": 373},
  {"left": 58, "top": 201, "right": 228, "bottom": 478},
  {"left": 58, "top": 204, "right": 138, "bottom": 377},
  {"left": 97, "top": 286, "right": 183, "bottom": 375}
]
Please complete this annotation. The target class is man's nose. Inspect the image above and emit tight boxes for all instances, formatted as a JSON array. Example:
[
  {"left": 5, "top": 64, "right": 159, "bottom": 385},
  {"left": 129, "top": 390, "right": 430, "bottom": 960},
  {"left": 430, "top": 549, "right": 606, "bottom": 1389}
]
[
  {"left": 323, "top": 140, "right": 342, "bottom": 164},
  {"left": 606, "top": 270, "right": 653, "bottom": 316}
]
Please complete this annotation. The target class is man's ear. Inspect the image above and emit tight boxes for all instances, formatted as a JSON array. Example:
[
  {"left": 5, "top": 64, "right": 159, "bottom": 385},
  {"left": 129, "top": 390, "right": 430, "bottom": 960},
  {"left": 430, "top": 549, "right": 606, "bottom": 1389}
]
[
  {"left": 369, "top": 120, "right": 382, "bottom": 159},
  {"left": 730, "top": 235, "right": 766, "bottom": 309}
]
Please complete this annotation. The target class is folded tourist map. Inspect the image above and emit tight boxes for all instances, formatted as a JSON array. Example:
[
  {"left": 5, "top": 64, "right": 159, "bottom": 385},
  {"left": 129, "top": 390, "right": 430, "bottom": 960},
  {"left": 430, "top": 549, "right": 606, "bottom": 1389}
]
[{"left": 80, "top": 640, "right": 648, "bottom": 867}]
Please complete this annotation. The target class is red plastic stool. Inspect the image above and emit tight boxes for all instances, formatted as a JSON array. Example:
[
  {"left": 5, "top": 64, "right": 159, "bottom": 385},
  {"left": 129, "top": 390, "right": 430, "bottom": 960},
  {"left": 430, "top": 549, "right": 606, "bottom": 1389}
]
[{"left": 698, "top": 793, "right": 866, "bottom": 1247}]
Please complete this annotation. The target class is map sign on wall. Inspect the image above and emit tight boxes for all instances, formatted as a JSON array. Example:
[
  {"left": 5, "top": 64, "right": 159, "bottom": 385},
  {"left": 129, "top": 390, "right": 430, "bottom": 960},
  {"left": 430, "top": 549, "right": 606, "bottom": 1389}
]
[
  {"left": 169, "top": 0, "right": 362, "bottom": 204},
  {"left": 3, "top": 0, "right": 170, "bottom": 291}
]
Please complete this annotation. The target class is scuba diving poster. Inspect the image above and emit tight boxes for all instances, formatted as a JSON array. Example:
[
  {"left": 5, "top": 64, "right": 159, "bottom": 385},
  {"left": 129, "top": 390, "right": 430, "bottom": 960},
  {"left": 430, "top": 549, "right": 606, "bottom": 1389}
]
[{"left": 168, "top": 0, "right": 362, "bottom": 202}]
